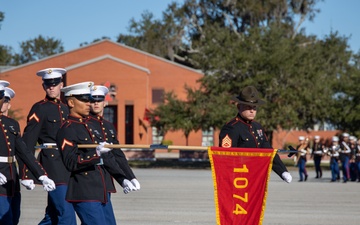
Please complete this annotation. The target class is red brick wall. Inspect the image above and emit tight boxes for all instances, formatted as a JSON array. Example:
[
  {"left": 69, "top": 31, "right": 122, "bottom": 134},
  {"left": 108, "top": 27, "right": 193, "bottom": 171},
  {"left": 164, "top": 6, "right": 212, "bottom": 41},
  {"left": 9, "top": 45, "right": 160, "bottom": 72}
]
[{"left": 0, "top": 40, "right": 205, "bottom": 146}]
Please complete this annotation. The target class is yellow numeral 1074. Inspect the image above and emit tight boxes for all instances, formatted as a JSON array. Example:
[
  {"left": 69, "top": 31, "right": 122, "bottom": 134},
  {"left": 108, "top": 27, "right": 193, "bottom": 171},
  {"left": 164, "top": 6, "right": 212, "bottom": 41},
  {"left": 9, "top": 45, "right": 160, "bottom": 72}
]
[{"left": 232, "top": 165, "right": 249, "bottom": 215}]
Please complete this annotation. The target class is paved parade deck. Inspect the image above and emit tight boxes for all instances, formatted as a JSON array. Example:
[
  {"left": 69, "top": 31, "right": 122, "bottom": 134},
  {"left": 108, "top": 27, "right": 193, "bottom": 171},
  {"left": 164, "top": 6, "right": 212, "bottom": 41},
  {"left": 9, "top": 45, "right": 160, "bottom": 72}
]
[{"left": 20, "top": 168, "right": 360, "bottom": 225}]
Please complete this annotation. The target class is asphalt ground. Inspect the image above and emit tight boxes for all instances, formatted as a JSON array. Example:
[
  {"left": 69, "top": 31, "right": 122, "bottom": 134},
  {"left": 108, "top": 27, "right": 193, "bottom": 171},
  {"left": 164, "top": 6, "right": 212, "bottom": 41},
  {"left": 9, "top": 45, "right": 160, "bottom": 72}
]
[{"left": 19, "top": 167, "right": 360, "bottom": 225}]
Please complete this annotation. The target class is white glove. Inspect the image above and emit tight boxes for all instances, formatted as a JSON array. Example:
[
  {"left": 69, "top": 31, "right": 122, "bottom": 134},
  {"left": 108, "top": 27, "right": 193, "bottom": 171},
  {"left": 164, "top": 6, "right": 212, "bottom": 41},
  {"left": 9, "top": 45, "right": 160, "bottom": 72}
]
[
  {"left": 38, "top": 175, "right": 56, "bottom": 192},
  {"left": 0, "top": 172, "right": 7, "bottom": 185},
  {"left": 131, "top": 178, "right": 141, "bottom": 190},
  {"left": 281, "top": 172, "right": 292, "bottom": 183},
  {"left": 122, "top": 179, "right": 137, "bottom": 194},
  {"left": 21, "top": 179, "right": 35, "bottom": 190},
  {"left": 96, "top": 142, "right": 112, "bottom": 156}
]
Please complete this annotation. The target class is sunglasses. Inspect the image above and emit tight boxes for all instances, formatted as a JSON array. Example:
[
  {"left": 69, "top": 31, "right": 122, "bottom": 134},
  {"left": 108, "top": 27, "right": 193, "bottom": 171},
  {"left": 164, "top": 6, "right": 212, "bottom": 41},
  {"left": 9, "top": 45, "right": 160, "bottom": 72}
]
[
  {"left": 90, "top": 95, "right": 105, "bottom": 103},
  {"left": 243, "top": 104, "right": 257, "bottom": 110},
  {"left": 74, "top": 95, "right": 91, "bottom": 103},
  {"left": 43, "top": 82, "right": 61, "bottom": 89}
]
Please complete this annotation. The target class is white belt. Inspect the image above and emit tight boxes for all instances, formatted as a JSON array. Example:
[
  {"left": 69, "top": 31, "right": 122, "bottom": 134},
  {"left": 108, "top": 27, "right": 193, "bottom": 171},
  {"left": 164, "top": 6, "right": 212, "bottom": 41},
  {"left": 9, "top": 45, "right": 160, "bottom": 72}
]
[
  {"left": 39, "top": 143, "right": 58, "bottom": 150},
  {"left": 43, "top": 143, "right": 57, "bottom": 147},
  {"left": 0, "top": 156, "right": 16, "bottom": 163}
]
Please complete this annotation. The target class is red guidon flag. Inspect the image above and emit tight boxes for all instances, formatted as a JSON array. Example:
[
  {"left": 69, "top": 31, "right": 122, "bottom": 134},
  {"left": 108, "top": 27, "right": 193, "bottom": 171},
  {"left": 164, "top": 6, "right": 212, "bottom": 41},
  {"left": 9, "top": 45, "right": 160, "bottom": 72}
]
[{"left": 208, "top": 147, "right": 276, "bottom": 225}]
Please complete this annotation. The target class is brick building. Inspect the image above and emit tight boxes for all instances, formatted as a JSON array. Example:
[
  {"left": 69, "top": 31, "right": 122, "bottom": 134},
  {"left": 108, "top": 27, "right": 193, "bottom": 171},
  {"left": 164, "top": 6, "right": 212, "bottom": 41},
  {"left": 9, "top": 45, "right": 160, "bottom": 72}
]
[
  {"left": 0, "top": 39, "right": 340, "bottom": 151},
  {"left": 0, "top": 40, "right": 215, "bottom": 147}
]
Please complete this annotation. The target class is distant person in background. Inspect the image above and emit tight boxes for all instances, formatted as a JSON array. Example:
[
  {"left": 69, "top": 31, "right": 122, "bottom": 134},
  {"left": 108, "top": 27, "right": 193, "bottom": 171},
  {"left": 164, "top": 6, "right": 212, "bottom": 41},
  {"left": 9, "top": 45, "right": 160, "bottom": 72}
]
[
  {"left": 348, "top": 136, "right": 357, "bottom": 181},
  {"left": 339, "top": 133, "right": 351, "bottom": 183},
  {"left": 219, "top": 86, "right": 292, "bottom": 183},
  {"left": 328, "top": 136, "right": 340, "bottom": 182},
  {"left": 296, "top": 136, "right": 310, "bottom": 182},
  {"left": 311, "top": 135, "right": 324, "bottom": 178},
  {"left": 355, "top": 138, "right": 360, "bottom": 182}
]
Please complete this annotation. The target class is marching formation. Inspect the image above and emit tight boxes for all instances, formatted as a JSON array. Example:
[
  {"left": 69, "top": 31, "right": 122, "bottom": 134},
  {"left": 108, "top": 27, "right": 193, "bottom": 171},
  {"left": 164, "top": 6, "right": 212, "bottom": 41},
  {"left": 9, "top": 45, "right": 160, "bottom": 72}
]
[
  {"left": 0, "top": 68, "right": 140, "bottom": 225},
  {"left": 3, "top": 68, "right": 358, "bottom": 224},
  {"left": 295, "top": 133, "right": 360, "bottom": 183}
]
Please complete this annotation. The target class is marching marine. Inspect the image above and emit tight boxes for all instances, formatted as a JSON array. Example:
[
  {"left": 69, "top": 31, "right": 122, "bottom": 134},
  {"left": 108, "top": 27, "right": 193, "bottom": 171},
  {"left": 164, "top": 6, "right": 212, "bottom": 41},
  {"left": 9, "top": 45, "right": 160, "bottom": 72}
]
[
  {"left": 348, "top": 136, "right": 357, "bottom": 181},
  {"left": 0, "top": 83, "right": 56, "bottom": 225},
  {"left": 87, "top": 85, "right": 140, "bottom": 191},
  {"left": 339, "top": 133, "right": 351, "bottom": 183},
  {"left": 19, "top": 68, "right": 75, "bottom": 225},
  {"left": 311, "top": 135, "right": 325, "bottom": 178},
  {"left": 296, "top": 136, "right": 309, "bottom": 182},
  {"left": 57, "top": 81, "right": 136, "bottom": 225},
  {"left": 355, "top": 138, "right": 360, "bottom": 182},
  {"left": 328, "top": 136, "right": 340, "bottom": 182}
]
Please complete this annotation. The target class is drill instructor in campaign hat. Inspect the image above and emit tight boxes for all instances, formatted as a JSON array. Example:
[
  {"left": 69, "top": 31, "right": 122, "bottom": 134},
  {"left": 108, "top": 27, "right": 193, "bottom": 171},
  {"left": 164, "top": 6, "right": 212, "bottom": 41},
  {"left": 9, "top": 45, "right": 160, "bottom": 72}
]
[{"left": 219, "top": 86, "right": 292, "bottom": 183}]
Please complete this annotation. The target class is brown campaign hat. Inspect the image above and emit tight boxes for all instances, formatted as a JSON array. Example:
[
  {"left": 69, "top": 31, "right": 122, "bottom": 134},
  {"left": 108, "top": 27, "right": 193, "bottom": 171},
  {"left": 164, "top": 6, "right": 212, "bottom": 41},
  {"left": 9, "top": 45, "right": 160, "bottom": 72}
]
[{"left": 232, "top": 86, "right": 265, "bottom": 106}]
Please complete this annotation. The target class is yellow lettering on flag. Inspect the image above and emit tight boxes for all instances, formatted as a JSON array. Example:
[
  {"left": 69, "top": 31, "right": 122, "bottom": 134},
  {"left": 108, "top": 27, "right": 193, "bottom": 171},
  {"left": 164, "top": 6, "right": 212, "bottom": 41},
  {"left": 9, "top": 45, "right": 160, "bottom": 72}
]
[{"left": 208, "top": 147, "right": 276, "bottom": 225}]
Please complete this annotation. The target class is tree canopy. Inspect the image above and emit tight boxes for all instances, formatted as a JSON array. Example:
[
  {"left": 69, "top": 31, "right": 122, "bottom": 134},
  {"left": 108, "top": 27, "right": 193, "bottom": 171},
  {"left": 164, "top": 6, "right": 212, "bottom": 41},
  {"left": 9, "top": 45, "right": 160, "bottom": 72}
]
[
  {"left": 2, "top": 1, "right": 360, "bottom": 140},
  {"left": 119, "top": 0, "right": 360, "bottom": 140}
]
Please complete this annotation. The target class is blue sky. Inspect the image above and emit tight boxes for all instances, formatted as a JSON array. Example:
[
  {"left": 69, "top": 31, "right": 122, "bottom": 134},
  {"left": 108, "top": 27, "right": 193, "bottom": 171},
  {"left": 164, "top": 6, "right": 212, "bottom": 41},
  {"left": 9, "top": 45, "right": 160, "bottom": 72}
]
[{"left": 1, "top": 0, "right": 359, "bottom": 53}]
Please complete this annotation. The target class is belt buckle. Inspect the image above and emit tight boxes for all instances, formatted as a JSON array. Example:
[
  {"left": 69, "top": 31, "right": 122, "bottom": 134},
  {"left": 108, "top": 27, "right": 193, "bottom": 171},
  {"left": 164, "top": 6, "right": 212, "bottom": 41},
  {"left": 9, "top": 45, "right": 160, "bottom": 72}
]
[{"left": 8, "top": 156, "right": 14, "bottom": 163}]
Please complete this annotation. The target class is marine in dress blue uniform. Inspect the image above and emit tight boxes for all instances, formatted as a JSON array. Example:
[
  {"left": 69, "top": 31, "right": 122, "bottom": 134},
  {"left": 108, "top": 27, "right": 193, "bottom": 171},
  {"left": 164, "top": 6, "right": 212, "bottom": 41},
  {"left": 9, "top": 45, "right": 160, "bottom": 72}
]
[
  {"left": 328, "top": 136, "right": 340, "bottom": 182},
  {"left": 310, "top": 135, "right": 324, "bottom": 178},
  {"left": 348, "top": 136, "right": 357, "bottom": 181},
  {"left": 19, "top": 68, "right": 75, "bottom": 225},
  {"left": 296, "top": 136, "right": 309, "bottom": 182},
  {"left": 87, "top": 85, "right": 140, "bottom": 190},
  {"left": 57, "top": 82, "right": 135, "bottom": 225},
  {"left": 219, "top": 86, "right": 292, "bottom": 183},
  {"left": 339, "top": 133, "right": 351, "bottom": 183},
  {"left": 354, "top": 138, "right": 360, "bottom": 182},
  {"left": 0, "top": 84, "right": 56, "bottom": 225}
]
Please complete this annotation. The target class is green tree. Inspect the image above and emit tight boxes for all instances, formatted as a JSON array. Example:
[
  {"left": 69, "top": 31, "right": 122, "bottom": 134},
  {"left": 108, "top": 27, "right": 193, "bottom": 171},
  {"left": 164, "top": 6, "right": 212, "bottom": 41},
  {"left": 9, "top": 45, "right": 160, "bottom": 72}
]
[
  {"left": 0, "top": 45, "right": 14, "bottom": 66},
  {"left": 0, "top": 11, "right": 15, "bottom": 66},
  {"left": 124, "top": 0, "right": 360, "bottom": 141},
  {"left": 0, "top": 11, "right": 4, "bottom": 28},
  {"left": 328, "top": 48, "right": 360, "bottom": 135},
  {"left": 117, "top": 5, "right": 194, "bottom": 67},
  {"left": 13, "top": 35, "right": 64, "bottom": 64},
  {"left": 149, "top": 90, "right": 204, "bottom": 145}
]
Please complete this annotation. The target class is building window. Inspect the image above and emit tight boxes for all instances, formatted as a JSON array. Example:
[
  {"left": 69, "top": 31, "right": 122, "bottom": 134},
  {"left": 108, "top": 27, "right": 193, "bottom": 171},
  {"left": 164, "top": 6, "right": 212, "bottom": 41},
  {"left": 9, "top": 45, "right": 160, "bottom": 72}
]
[
  {"left": 202, "top": 127, "right": 214, "bottom": 146},
  {"left": 104, "top": 106, "right": 117, "bottom": 131},
  {"left": 152, "top": 127, "right": 163, "bottom": 144},
  {"left": 152, "top": 88, "right": 164, "bottom": 104}
]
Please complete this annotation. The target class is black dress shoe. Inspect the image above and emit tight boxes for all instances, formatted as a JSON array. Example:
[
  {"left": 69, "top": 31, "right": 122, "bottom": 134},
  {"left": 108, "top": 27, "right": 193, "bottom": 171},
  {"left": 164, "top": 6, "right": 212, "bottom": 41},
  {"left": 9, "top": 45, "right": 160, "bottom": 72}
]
[
  {"left": 298, "top": 180, "right": 303, "bottom": 182},
  {"left": 305, "top": 175, "right": 308, "bottom": 181}
]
